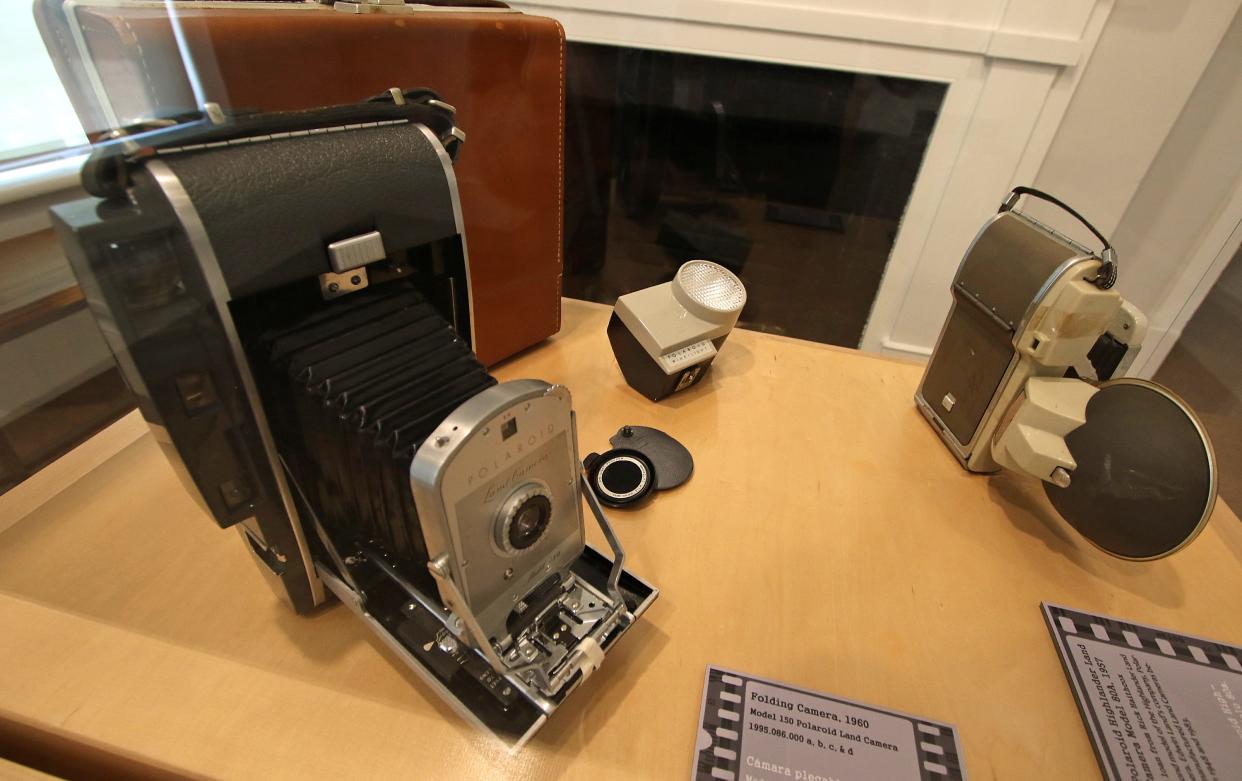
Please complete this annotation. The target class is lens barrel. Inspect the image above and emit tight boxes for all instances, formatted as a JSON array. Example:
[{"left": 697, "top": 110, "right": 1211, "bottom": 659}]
[{"left": 496, "top": 484, "right": 553, "bottom": 554}]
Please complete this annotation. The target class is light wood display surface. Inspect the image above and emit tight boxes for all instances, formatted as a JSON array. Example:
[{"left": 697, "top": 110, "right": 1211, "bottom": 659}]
[{"left": 1, "top": 298, "right": 1240, "bottom": 779}]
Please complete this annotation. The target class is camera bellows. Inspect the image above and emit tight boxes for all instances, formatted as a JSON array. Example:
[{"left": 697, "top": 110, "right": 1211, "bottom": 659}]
[{"left": 254, "top": 284, "right": 495, "bottom": 572}]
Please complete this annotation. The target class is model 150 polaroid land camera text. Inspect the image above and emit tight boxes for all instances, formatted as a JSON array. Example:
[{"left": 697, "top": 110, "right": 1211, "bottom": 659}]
[{"left": 49, "top": 93, "right": 657, "bottom": 747}]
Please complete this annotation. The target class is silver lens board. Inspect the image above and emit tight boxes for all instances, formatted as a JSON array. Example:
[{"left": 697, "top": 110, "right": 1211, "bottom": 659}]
[{"left": 410, "top": 380, "right": 586, "bottom": 643}]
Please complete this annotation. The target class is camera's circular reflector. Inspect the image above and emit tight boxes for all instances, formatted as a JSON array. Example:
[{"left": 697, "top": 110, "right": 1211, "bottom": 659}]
[{"left": 1044, "top": 378, "right": 1216, "bottom": 560}]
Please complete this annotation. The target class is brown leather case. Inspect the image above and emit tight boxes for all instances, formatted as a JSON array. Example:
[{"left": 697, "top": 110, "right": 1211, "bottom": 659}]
[{"left": 35, "top": 1, "right": 564, "bottom": 366}]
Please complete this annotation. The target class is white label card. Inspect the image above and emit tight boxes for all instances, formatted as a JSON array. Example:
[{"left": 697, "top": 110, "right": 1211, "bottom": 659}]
[
  {"left": 692, "top": 666, "right": 966, "bottom": 781},
  {"left": 1044, "top": 603, "right": 1242, "bottom": 781}
]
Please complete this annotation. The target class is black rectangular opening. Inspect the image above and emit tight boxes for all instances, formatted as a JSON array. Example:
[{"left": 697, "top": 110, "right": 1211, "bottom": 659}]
[{"left": 563, "top": 43, "right": 946, "bottom": 347}]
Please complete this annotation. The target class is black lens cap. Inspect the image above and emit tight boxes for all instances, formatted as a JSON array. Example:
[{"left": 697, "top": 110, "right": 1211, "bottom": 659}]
[
  {"left": 609, "top": 425, "right": 694, "bottom": 489},
  {"left": 585, "top": 448, "right": 655, "bottom": 508}
]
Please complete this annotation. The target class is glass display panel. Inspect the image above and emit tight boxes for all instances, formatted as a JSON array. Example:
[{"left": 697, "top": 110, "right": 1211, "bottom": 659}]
[
  {"left": 1154, "top": 243, "right": 1242, "bottom": 512},
  {"left": 563, "top": 43, "right": 946, "bottom": 347}
]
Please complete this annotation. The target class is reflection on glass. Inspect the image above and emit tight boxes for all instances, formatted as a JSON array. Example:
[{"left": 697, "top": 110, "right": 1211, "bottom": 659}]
[
  {"left": 0, "top": 5, "right": 85, "bottom": 163},
  {"left": 0, "top": 231, "right": 134, "bottom": 494},
  {"left": 564, "top": 43, "right": 945, "bottom": 347},
  {"left": 1154, "top": 244, "right": 1242, "bottom": 513}
]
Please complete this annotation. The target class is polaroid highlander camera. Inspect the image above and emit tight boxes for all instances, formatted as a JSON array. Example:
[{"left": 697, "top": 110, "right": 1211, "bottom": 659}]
[
  {"left": 916, "top": 187, "right": 1216, "bottom": 560},
  {"left": 49, "top": 94, "right": 657, "bottom": 747}
]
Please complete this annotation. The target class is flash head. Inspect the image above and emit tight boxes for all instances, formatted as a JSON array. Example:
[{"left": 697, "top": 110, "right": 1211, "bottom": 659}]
[
  {"left": 608, "top": 259, "right": 746, "bottom": 401},
  {"left": 673, "top": 259, "right": 747, "bottom": 317}
]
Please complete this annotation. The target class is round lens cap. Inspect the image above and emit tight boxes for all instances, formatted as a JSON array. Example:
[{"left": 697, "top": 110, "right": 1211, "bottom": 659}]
[
  {"left": 587, "top": 448, "right": 655, "bottom": 508},
  {"left": 1044, "top": 378, "right": 1216, "bottom": 560}
]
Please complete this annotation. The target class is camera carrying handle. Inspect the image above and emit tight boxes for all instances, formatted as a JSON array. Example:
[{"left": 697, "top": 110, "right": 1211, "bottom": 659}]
[
  {"left": 1000, "top": 185, "right": 1117, "bottom": 289},
  {"left": 81, "top": 87, "right": 460, "bottom": 199}
]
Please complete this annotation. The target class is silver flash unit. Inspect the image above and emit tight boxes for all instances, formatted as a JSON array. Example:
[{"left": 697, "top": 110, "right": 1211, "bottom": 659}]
[
  {"left": 409, "top": 380, "right": 652, "bottom": 705},
  {"left": 608, "top": 260, "right": 747, "bottom": 401}
]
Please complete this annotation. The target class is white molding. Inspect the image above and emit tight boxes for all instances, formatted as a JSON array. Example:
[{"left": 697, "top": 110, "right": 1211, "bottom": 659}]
[
  {"left": 0, "top": 154, "right": 86, "bottom": 208},
  {"left": 0, "top": 156, "right": 86, "bottom": 243},
  {"left": 879, "top": 337, "right": 932, "bottom": 360},
  {"left": 512, "top": 0, "right": 1085, "bottom": 66},
  {"left": 984, "top": 30, "right": 1079, "bottom": 66},
  {"left": 0, "top": 409, "right": 146, "bottom": 533},
  {"left": 1130, "top": 178, "right": 1242, "bottom": 379},
  {"left": 522, "top": 1, "right": 979, "bottom": 81},
  {"left": 865, "top": 1, "right": 1114, "bottom": 354},
  {"left": 865, "top": 59, "right": 1063, "bottom": 351},
  {"left": 859, "top": 57, "right": 989, "bottom": 352},
  {"left": 1030, "top": 0, "right": 1242, "bottom": 240},
  {"left": 0, "top": 187, "right": 84, "bottom": 244}
]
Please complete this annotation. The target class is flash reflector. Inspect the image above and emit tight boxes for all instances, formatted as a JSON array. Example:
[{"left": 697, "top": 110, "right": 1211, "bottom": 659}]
[{"left": 675, "top": 260, "right": 747, "bottom": 314}]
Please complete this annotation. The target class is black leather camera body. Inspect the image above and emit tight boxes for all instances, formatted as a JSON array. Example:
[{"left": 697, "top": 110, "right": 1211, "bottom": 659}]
[{"left": 50, "top": 96, "right": 657, "bottom": 746}]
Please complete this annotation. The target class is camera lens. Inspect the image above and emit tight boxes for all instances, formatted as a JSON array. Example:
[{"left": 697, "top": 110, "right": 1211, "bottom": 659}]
[
  {"left": 496, "top": 484, "right": 554, "bottom": 554},
  {"left": 508, "top": 495, "right": 552, "bottom": 550}
]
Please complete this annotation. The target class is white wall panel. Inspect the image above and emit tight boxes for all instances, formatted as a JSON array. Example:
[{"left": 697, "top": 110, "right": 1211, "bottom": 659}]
[
  {"left": 1033, "top": 0, "right": 1241, "bottom": 239},
  {"left": 1118, "top": 9, "right": 1242, "bottom": 377}
]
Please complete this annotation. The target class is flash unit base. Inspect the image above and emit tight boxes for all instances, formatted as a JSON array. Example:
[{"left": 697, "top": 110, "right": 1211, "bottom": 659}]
[{"left": 318, "top": 543, "right": 657, "bottom": 750}]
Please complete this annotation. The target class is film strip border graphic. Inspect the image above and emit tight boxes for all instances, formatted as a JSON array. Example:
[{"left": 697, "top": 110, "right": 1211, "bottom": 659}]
[
  {"left": 913, "top": 718, "right": 965, "bottom": 781},
  {"left": 693, "top": 667, "right": 965, "bottom": 781},
  {"left": 695, "top": 668, "right": 744, "bottom": 780},
  {"left": 1045, "top": 603, "right": 1242, "bottom": 675},
  {"left": 1043, "top": 602, "right": 1242, "bottom": 781}
]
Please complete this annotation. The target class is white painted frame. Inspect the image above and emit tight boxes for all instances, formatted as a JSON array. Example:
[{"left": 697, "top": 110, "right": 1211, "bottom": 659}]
[{"left": 513, "top": 0, "right": 1113, "bottom": 357}]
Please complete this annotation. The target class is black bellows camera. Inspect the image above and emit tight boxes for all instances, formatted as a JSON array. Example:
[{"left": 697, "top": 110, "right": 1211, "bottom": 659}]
[{"left": 49, "top": 95, "right": 656, "bottom": 746}]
